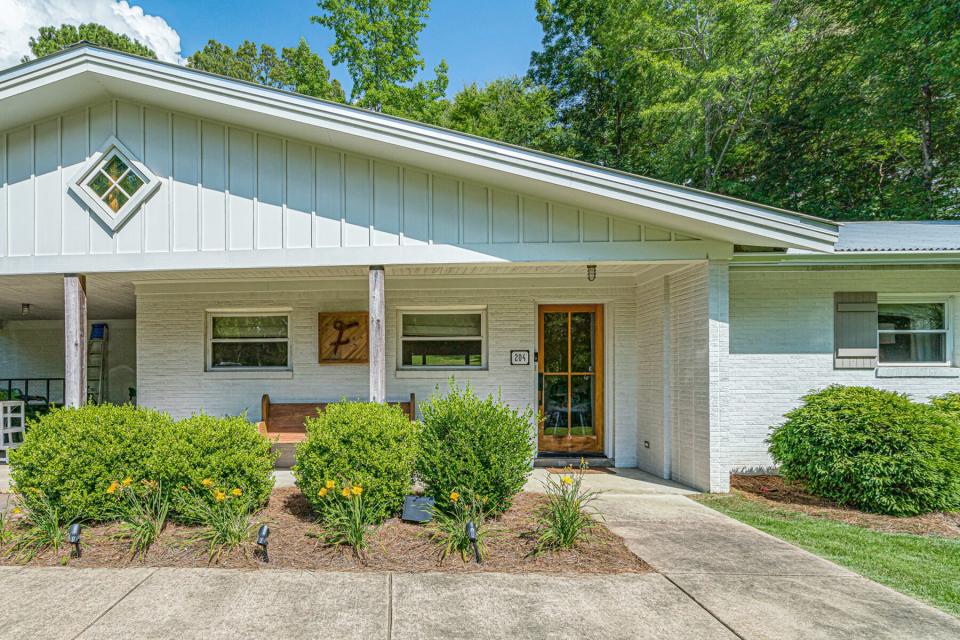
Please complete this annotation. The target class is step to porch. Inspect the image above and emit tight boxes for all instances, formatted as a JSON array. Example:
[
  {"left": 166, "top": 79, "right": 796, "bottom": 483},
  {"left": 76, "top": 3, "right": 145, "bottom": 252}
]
[{"left": 534, "top": 456, "right": 614, "bottom": 469}]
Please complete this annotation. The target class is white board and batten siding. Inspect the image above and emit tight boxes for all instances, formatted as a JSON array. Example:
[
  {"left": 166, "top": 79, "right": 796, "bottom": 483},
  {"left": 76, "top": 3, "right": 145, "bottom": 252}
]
[{"left": 0, "top": 99, "right": 718, "bottom": 275}]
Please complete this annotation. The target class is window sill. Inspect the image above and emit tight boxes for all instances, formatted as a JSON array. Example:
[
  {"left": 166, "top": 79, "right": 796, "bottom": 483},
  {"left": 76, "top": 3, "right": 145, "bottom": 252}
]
[
  {"left": 394, "top": 368, "right": 488, "bottom": 379},
  {"left": 204, "top": 370, "right": 294, "bottom": 380},
  {"left": 875, "top": 366, "right": 959, "bottom": 379}
]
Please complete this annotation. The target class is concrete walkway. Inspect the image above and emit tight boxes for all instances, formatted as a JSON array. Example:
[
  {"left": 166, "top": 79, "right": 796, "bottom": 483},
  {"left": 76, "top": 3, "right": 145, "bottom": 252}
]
[
  {"left": 528, "top": 469, "right": 960, "bottom": 640},
  {"left": 0, "top": 468, "right": 957, "bottom": 639}
]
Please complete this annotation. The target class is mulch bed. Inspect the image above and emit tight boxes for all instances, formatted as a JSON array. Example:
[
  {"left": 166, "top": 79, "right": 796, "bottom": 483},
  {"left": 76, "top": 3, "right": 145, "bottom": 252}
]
[
  {"left": 0, "top": 489, "right": 650, "bottom": 574},
  {"left": 728, "top": 474, "right": 960, "bottom": 538}
]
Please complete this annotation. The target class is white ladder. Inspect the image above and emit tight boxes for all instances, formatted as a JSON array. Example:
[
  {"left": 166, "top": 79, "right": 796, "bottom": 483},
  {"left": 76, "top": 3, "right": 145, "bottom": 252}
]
[{"left": 87, "top": 323, "right": 108, "bottom": 405}]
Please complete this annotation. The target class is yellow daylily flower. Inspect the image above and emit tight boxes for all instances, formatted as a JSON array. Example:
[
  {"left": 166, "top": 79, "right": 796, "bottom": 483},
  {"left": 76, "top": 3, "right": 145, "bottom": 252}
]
[
  {"left": 319, "top": 487, "right": 328, "bottom": 498},
  {"left": 230, "top": 488, "right": 242, "bottom": 497},
  {"left": 325, "top": 479, "right": 335, "bottom": 489},
  {"left": 561, "top": 475, "right": 574, "bottom": 486},
  {"left": 214, "top": 490, "right": 227, "bottom": 502},
  {"left": 352, "top": 485, "right": 363, "bottom": 496},
  {"left": 450, "top": 491, "right": 460, "bottom": 503},
  {"left": 341, "top": 487, "right": 351, "bottom": 498},
  {"left": 12, "top": 507, "right": 21, "bottom": 515},
  {"left": 201, "top": 478, "right": 214, "bottom": 488},
  {"left": 106, "top": 481, "right": 119, "bottom": 495},
  {"left": 122, "top": 476, "right": 133, "bottom": 487}
]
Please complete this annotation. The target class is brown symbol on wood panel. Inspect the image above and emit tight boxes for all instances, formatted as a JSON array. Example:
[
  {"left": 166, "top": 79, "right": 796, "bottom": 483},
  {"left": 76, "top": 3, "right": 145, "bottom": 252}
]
[{"left": 319, "top": 312, "right": 369, "bottom": 364}]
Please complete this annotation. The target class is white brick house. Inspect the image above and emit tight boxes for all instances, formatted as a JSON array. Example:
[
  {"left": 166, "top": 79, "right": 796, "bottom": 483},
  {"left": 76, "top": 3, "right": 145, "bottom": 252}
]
[{"left": 1, "top": 45, "right": 957, "bottom": 492}]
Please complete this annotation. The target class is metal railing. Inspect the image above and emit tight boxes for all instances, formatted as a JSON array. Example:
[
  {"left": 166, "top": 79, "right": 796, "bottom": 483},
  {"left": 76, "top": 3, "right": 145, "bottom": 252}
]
[{"left": 0, "top": 378, "right": 65, "bottom": 407}]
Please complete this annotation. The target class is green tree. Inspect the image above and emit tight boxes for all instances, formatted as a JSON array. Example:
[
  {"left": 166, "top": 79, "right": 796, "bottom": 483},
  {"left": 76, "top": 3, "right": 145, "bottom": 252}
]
[
  {"left": 443, "top": 77, "right": 562, "bottom": 151},
  {"left": 737, "top": 0, "right": 960, "bottom": 220},
  {"left": 532, "top": 0, "right": 792, "bottom": 191},
  {"left": 312, "top": 0, "right": 445, "bottom": 112},
  {"left": 187, "top": 38, "right": 345, "bottom": 101},
  {"left": 24, "top": 23, "right": 157, "bottom": 61}
]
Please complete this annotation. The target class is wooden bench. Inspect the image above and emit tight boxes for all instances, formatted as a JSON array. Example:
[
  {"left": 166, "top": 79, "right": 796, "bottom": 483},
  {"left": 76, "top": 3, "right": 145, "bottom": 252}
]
[{"left": 256, "top": 393, "right": 416, "bottom": 444}]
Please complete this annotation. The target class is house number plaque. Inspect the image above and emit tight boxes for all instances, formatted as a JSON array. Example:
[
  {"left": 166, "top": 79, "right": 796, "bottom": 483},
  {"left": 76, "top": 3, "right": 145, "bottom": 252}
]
[{"left": 510, "top": 350, "right": 530, "bottom": 366}]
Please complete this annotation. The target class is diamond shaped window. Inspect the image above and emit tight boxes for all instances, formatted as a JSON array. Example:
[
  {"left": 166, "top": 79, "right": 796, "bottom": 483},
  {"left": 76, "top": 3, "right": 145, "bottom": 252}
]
[
  {"left": 70, "top": 136, "right": 160, "bottom": 232},
  {"left": 85, "top": 153, "right": 146, "bottom": 213}
]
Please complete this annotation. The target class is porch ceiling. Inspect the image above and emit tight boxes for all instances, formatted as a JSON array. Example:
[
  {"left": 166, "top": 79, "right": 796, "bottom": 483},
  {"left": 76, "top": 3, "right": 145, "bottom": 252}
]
[{"left": 0, "top": 274, "right": 135, "bottom": 321}]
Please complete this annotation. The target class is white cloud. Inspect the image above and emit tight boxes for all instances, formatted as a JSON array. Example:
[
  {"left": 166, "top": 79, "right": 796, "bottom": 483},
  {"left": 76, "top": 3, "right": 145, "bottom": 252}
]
[{"left": 0, "top": 0, "right": 183, "bottom": 69}]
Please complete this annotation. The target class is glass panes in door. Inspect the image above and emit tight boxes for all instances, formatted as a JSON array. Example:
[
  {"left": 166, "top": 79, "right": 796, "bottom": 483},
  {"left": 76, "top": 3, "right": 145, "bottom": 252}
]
[{"left": 538, "top": 305, "right": 603, "bottom": 453}]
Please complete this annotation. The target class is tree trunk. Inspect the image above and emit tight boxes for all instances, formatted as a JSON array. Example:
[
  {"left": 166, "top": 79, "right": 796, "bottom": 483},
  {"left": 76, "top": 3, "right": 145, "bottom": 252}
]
[{"left": 919, "top": 80, "right": 934, "bottom": 199}]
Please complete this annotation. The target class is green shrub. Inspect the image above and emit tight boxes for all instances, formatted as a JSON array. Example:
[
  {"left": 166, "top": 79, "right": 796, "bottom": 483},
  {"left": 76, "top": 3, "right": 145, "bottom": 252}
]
[
  {"left": 150, "top": 413, "right": 276, "bottom": 510},
  {"left": 418, "top": 383, "right": 535, "bottom": 515},
  {"left": 10, "top": 405, "right": 276, "bottom": 520},
  {"left": 769, "top": 386, "right": 960, "bottom": 515},
  {"left": 10, "top": 405, "right": 172, "bottom": 519},
  {"left": 294, "top": 401, "right": 418, "bottom": 520},
  {"left": 931, "top": 392, "right": 960, "bottom": 421}
]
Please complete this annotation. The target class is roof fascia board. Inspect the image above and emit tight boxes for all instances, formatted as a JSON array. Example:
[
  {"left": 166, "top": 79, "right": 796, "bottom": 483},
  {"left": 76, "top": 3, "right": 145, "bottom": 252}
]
[{"left": 0, "top": 47, "right": 839, "bottom": 251}]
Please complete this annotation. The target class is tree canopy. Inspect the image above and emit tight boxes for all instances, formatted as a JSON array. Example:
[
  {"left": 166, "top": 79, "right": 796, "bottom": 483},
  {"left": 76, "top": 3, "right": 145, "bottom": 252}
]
[
  {"left": 20, "top": 1, "right": 960, "bottom": 221},
  {"left": 187, "top": 38, "right": 345, "bottom": 102},
  {"left": 24, "top": 23, "right": 157, "bottom": 62}
]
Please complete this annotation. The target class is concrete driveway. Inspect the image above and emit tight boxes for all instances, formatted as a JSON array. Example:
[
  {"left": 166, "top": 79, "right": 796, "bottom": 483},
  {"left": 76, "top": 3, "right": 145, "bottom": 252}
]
[{"left": 0, "top": 468, "right": 957, "bottom": 639}]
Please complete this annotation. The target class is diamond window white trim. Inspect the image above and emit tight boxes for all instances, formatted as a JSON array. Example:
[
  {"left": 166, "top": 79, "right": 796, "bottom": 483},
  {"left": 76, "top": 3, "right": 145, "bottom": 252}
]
[{"left": 69, "top": 136, "right": 161, "bottom": 232}]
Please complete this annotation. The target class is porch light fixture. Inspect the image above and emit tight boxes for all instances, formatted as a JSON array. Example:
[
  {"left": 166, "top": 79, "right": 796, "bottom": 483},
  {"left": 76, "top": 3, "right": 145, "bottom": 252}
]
[
  {"left": 256, "top": 524, "right": 270, "bottom": 562},
  {"left": 69, "top": 136, "right": 161, "bottom": 233},
  {"left": 465, "top": 520, "right": 481, "bottom": 564},
  {"left": 68, "top": 523, "right": 82, "bottom": 558},
  {"left": 586, "top": 265, "right": 597, "bottom": 282},
  {"left": 20, "top": 303, "right": 30, "bottom": 316}
]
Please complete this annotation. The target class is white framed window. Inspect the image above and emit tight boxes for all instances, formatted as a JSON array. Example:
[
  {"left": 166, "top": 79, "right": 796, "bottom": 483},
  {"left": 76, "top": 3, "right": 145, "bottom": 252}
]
[
  {"left": 398, "top": 308, "right": 486, "bottom": 370},
  {"left": 206, "top": 312, "right": 290, "bottom": 371},
  {"left": 69, "top": 136, "right": 160, "bottom": 232},
  {"left": 877, "top": 297, "right": 951, "bottom": 365}
]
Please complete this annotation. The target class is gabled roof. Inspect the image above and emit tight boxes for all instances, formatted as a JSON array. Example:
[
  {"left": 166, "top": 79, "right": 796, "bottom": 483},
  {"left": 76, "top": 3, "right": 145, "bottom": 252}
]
[
  {"left": 836, "top": 221, "right": 960, "bottom": 253},
  {"left": 0, "top": 44, "right": 839, "bottom": 252}
]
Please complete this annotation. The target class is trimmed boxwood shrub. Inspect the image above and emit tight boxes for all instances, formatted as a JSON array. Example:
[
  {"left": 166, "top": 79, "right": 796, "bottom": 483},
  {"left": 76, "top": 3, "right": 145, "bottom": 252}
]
[
  {"left": 294, "top": 401, "right": 419, "bottom": 520},
  {"left": 150, "top": 413, "right": 276, "bottom": 509},
  {"left": 769, "top": 385, "right": 960, "bottom": 516},
  {"left": 418, "top": 383, "right": 535, "bottom": 515},
  {"left": 10, "top": 405, "right": 276, "bottom": 520}
]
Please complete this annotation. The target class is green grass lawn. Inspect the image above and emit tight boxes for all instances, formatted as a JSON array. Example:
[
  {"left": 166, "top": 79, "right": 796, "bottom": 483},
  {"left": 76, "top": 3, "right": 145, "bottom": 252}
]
[{"left": 696, "top": 494, "right": 960, "bottom": 618}]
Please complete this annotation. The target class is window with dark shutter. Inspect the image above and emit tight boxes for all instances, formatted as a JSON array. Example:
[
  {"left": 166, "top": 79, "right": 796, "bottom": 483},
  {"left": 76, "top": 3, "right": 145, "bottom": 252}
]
[{"left": 834, "top": 292, "right": 878, "bottom": 369}]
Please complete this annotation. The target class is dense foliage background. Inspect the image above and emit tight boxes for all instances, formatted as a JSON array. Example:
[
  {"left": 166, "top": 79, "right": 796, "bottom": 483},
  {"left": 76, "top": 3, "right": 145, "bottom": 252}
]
[{"left": 23, "top": 0, "right": 960, "bottom": 221}]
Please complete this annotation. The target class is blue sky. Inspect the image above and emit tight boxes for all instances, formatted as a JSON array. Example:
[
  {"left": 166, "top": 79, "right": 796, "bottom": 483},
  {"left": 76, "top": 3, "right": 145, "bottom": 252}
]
[{"left": 136, "top": 0, "right": 544, "bottom": 95}]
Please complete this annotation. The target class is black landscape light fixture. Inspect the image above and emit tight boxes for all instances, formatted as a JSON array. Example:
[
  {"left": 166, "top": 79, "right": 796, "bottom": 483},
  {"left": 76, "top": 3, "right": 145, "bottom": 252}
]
[
  {"left": 586, "top": 265, "right": 597, "bottom": 282},
  {"left": 256, "top": 524, "right": 270, "bottom": 562},
  {"left": 465, "top": 520, "right": 481, "bottom": 564},
  {"left": 68, "top": 523, "right": 82, "bottom": 559}
]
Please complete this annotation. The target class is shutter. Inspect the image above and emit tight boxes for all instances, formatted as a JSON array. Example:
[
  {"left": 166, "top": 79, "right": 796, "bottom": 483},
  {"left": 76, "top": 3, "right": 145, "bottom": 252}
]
[{"left": 834, "top": 292, "right": 878, "bottom": 369}]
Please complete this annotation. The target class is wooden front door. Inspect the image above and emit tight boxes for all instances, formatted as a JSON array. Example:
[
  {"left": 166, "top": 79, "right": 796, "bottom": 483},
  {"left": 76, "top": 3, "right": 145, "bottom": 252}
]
[{"left": 537, "top": 304, "right": 604, "bottom": 454}]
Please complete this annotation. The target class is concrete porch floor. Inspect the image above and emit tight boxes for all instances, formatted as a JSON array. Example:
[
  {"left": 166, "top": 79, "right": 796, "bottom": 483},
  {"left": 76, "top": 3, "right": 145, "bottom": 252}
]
[{"left": 0, "top": 467, "right": 957, "bottom": 639}]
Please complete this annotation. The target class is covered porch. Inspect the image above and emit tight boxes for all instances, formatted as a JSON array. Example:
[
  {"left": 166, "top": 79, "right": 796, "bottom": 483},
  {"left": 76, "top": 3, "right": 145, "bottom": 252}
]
[{"left": 0, "top": 260, "right": 724, "bottom": 485}]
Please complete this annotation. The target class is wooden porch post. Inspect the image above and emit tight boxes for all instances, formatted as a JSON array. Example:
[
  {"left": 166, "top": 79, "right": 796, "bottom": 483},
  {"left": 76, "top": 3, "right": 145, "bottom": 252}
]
[
  {"left": 368, "top": 266, "right": 386, "bottom": 402},
  {"left": 64, "top": 274, "right": 87, "bottom": 408}
]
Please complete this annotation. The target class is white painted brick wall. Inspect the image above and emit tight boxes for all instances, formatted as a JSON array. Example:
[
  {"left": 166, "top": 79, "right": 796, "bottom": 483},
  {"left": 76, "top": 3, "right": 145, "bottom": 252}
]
[
  {"left": 728, "top": 266, "right": 960, "bottom": 470},
  {"left": 136, "top": 276, "right": 639, "bottom": 464},
  {"left": 635, "top": 277, "right": 666, "bottom": 476}
]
